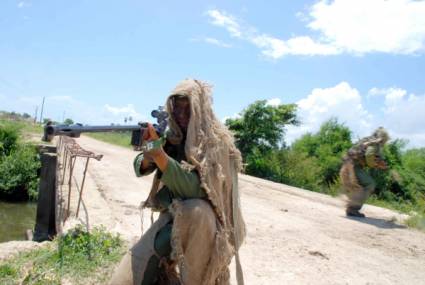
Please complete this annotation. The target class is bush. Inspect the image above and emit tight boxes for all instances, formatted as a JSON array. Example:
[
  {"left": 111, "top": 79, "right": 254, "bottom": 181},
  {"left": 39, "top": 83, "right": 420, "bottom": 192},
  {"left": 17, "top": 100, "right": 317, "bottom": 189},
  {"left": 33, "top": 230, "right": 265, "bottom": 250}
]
[
  {"left": 280, "top": 150, "right": 322, "bottom": 192},
  {"left": 0, "top": 123, "right": 19, "bottom": 157},
  {"left": 371, "top": 142, "right": 425, "bottom": 206},
  {"left": 0, "top": 121, "right": 41, "bottom": 201},
  {"left": 245, "top": 148, "right": 281, "bottom": 181},
  {"left": 58, "top": 225, "right": 123, "bottom": 271},
  {"left": 0, "top": 226, "right": 125, "bottom": 284},
  {"left": 291, "top": 118, "right": 352, "bottom": 186}
]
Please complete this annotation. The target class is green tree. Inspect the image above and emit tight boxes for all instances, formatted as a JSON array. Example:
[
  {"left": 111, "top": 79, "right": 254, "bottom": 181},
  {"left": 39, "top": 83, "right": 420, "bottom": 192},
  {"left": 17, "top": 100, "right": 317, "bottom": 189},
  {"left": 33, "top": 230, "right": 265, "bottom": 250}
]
[
  {"left": 64, "top": 118, "right": 74, "bottom": 125},
  {"left": 403, "top": 148, "right": 425, "bottom": 178},
  {"left": 292, "top": 118, "right": 352, "bottom": 186},
  {"left": 372, "top": 141, "right": 425, "bottom": 204},
  {"left": 225, "top": 100, "right": 298, "bottom": 159}
]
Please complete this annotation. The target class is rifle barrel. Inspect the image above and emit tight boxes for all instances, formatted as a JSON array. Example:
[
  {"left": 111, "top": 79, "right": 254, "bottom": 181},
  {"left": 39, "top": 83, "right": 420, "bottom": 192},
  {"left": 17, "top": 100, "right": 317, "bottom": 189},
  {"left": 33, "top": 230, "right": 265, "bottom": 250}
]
[
  {"left": 47, "top": 125, "right": 141, "bottom": 135},
  {"left": 42, "top": 106, "right": 168, "bottom": 144},
  {"left": 44, "top": 124, "right": 144, "bottom": 140}
]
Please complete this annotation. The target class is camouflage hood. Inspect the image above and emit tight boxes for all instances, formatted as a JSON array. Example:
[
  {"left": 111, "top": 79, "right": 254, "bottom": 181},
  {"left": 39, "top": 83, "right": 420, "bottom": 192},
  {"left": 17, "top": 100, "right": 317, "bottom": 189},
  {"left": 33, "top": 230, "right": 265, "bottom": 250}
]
[
  {"left": 165, "top": 79, "right": 246, "bottom": 284},
  {"left": 165, "top": 79, "right": 243, "bottom": 227}
]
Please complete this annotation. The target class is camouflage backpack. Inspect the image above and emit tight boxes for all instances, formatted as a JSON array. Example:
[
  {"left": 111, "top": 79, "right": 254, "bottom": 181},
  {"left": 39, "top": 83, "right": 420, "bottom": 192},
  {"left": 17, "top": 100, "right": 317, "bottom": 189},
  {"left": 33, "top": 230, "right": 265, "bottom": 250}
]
[
  {"left": 346, "top": 127, "right": 389, "bottom": 163},
  {"left": 346, "top": 137, "right": 384, "bottom": 165}
]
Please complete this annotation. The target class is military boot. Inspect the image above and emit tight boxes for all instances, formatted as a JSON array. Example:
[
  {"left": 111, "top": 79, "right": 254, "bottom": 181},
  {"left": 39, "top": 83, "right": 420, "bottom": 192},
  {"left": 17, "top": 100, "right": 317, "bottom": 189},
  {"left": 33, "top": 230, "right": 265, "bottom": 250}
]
[{"left": 346, "top": 207, "right": 365, "bottom": 218}]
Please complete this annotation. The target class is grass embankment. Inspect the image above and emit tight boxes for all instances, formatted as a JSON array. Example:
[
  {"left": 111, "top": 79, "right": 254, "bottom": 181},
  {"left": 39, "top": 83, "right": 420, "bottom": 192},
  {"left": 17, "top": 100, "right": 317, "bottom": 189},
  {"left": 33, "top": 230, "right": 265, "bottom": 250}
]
[
  {"left": 0, "top": 117, "right": 42, "bottom": 133},
  {"left": 0, "top": 226, "right": 125, "bottom": 285},
  {"left": 0, "top": 118, "right": 43, "bottom": 143},
  {"left": 86, "top": 132, "right": 132, "bottom": 149}
]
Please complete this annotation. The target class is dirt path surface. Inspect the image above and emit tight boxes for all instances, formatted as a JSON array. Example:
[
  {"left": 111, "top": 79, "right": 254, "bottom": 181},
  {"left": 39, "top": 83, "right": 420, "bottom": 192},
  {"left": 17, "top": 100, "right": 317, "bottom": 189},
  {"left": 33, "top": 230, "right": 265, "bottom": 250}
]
[{"left": 66, "top": 135, "right": 425, "bottom": 285}]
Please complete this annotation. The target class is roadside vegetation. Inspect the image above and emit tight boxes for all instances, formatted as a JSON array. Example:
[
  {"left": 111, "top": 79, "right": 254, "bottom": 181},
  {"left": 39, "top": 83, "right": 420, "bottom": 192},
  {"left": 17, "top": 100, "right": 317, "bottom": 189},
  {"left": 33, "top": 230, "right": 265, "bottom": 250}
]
[
  {"left": 0, "top": 225, "right": 125, "bottom": 285},
  {"left": 86, "top": 131, "right": 132, "bottom": 148},
  {"left": 0, "top": 114, "right": 41, "bottom": 201},
  {"left": 226, "top": 101, "right": 425, "bottom": 231}
]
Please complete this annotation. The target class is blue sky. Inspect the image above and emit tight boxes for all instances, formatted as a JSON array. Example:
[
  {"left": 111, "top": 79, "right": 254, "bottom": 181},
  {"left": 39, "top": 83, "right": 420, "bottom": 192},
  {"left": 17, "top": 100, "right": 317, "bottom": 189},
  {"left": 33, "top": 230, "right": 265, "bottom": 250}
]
[{"left": 1, "top": 0, "right": 425, "bottom": 146}]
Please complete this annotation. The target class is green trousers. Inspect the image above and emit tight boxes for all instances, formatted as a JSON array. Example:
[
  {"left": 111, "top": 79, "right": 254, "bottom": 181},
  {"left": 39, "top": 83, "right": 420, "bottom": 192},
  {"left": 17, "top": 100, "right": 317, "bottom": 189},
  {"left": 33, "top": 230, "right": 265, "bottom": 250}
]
[
  {"left": 347, "top": 165, "right": 376, "bottom": 210},
  {"left": 141, "top": 222, "right": 173, "bottom": 285}
]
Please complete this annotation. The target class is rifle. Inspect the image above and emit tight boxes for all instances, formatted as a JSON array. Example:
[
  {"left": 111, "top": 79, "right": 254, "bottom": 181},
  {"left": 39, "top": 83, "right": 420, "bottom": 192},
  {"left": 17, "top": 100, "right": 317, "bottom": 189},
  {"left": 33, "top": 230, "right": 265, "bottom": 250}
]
[{"left": 43, "top": 106, "right": 169, "bottom": 149}]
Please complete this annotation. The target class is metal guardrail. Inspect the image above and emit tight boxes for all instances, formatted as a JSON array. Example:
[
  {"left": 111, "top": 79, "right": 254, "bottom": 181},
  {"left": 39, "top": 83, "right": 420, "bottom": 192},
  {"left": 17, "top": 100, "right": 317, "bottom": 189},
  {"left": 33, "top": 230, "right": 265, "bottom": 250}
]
[{"left": 57, "top": 136, "right": 103, "bottom": 221}]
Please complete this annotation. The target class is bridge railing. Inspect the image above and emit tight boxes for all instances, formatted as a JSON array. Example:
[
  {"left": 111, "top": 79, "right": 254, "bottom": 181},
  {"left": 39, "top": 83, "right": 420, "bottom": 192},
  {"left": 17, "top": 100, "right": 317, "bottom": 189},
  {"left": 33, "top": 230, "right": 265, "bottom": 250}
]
[{"left": 34, "top": 136, "right": 103, "bottom": 242}]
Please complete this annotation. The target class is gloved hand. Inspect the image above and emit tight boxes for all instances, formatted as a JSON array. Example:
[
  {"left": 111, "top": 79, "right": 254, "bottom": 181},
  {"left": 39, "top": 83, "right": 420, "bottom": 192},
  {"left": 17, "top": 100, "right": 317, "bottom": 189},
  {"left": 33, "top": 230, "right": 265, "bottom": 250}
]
[
  {"left": 142, "top": 123, "right": 168, "bottom": 171},
  {"left": 376, "top": 160, "right": 388, "bottom": 170}
]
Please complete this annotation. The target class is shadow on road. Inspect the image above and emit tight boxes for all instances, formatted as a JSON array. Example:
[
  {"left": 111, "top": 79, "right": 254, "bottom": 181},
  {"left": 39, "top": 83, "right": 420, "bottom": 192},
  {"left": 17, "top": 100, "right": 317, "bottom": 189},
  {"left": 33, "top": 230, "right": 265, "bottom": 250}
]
[{"left": 346, "top": 216, "right": 407, "bottom": 229}]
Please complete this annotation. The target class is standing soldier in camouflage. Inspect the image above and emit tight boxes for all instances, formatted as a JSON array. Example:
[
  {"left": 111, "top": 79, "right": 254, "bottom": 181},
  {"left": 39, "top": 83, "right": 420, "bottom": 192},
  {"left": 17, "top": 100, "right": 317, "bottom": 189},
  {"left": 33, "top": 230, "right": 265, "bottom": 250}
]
[{"left": 340, "top": 127, "right": 390, "bottom": 218}]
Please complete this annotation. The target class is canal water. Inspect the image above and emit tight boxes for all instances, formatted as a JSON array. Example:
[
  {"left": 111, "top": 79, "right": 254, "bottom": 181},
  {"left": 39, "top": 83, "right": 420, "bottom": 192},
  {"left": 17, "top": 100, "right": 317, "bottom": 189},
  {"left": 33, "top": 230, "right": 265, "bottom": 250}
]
[{"left": 0, "top": 201, "right": 37, "bottom": 243}]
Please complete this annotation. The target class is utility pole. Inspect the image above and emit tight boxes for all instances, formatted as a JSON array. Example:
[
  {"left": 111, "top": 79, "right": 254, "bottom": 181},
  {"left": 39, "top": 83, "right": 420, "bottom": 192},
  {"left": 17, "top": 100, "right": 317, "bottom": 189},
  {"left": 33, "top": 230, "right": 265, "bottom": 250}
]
[
  {"left": 62, "top": 111, "right": 65, "bottom": 123},
  {"left": 34, "top": 106, "right": 38, "bottom": 124},
  {"left": 39, "top": 96, "right": 45, "bottom": 124}
]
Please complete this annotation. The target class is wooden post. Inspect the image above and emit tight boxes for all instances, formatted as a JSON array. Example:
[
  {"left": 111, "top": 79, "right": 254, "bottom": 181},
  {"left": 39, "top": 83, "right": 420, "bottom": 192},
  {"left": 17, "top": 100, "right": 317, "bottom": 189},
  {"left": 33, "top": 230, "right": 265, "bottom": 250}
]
[{"left": 33, "top": 145, "right": 57, "bottom": 242}]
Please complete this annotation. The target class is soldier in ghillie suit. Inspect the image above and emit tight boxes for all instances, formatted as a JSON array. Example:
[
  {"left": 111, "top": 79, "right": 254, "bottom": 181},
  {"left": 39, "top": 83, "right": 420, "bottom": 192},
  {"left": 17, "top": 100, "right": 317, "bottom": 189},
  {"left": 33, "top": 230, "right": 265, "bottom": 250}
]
[
  {"left": 340, "top": 127, "right": 390, "bottom": 218},
  {"left": 110, "top": 79, "right": 246, "bottom": 285}
]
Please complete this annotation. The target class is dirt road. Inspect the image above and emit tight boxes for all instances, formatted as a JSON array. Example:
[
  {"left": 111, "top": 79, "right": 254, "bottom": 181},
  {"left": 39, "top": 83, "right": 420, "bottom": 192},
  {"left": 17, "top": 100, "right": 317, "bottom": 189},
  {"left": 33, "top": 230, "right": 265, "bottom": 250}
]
[{"left": 66, "top": 135, "right": 425, "bottom": 285}]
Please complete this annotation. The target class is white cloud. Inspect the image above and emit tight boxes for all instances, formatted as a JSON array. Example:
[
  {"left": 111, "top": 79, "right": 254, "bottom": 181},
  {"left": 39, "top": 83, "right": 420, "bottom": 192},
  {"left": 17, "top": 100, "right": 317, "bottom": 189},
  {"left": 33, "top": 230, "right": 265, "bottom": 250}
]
[
  {"left": 190, "top": 37, "right": 233, "bottom": 48},
  {"left": 251, "top": 35, "right": 340, "bottom": 58},
  {"left": 286, "top": 82, "right": 372, "bottom": 143},
  {"left": 266, "top": 98, "right": 282, "bottom": 106},
  {"left": 207, "top": 9, "right": 340, "bottom": 58},
  {"left": 222, "top": 112, "right": 241, "bottom": 123},
  {"left": 203, "top": 37, "right": 232, "bottom": 48},
  {"left": 206, "top": 1, "right": 425, "bottom": 58},
  {"left": 104, "top": 104, "right": 139, "bottom": 116},
  {"left": 368, "top": 87, "right": 407, "bottom": 112},
  {"left": 207, "top": 10, "right": 242, "bottom": 38},
  {"left": 286, "top": 82, "right": 425, "bottom": 147},
  {"left": 368, "top": 88, "right": 425, "bottom": 145},
  {"left": 308, "top": 0, "right": 425, "bottom": 55},
  {"left": 280, "top": 36, "right": 339, "bottom": 56},
  {"left": 249, "top": 35, "right": 287, "bottom": 58}
]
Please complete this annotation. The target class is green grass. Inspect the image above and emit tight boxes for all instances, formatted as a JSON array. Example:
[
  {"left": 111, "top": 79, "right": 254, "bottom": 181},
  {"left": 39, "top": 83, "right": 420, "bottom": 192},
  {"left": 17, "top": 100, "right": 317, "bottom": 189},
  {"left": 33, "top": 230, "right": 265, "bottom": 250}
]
[
  {"left": 0, "top": 118, "right": 43, "bottom": 140},
  {"left": 367, "top": 195, "right": 425, "bottom": 231},
  {"left": 0, "top": 226, "right": 126, "bottom": 285},
  {"left": 405, "top": 214, "right": 425, "bottom": 231},
  {"left": 368, "top": 195, "right": 417, "bottom": 213},
  {"left": 20, "top": 122, "right": 43, "bottom": 136},
  {"left": 85, "top": 132, "right": 132, "bottom": 148}
]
